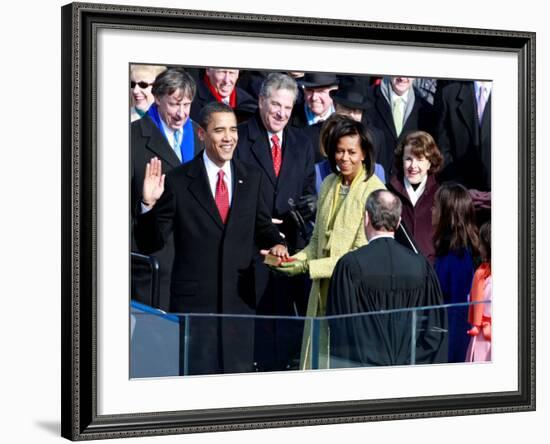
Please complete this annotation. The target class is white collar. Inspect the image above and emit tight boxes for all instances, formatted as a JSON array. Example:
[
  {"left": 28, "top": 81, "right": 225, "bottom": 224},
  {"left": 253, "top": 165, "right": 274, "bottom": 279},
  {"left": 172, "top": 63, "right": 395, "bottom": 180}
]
[
  {"left": 390, "top": 87, "right": 409, "bottom": 105},
  {"left": 474, "top": 81, "right": 492, "bottom": 97},
  {"left": 404, "top": 174, "right": 428, "bottom": 206},
  {"left": 368, "top": 233, "right": 395, "bottom": 242},
  {"left": 203, "top": 150, "right": 232, "bottom": 178},
  {"left": 159, "top": 118, "right": 176, "bottom": 138},
  {"left": 267, "top": 130, "right": 283, "bottom": 145}
]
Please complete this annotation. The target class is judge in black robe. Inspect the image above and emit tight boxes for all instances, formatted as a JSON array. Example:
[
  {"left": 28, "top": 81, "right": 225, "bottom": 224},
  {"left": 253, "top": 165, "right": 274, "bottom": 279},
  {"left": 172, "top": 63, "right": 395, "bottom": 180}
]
[{"left": 326, "top": 190, "right": 447, "bottom": 367}]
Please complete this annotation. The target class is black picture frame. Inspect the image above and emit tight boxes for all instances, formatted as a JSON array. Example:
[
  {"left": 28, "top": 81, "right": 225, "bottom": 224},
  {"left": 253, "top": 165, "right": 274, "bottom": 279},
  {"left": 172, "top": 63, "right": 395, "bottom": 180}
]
[{"left": 61, "top": 2, "right": 536, "bottom": 440}]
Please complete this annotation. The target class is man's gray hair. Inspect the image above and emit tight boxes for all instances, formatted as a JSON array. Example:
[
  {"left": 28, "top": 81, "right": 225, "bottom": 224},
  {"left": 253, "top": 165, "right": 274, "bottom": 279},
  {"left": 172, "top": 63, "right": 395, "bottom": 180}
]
[
  {"left": 365, "top": 190, "right": 402, "bottom": 232},
  {"left": 259, "top": 72, "right": 298, "bottom": 103}
]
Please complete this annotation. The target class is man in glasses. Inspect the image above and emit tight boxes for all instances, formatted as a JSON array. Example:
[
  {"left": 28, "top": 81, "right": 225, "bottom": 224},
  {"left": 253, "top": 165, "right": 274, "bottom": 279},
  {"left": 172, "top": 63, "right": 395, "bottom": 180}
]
[{"left": 131, "top": 67, "right": 202, "bottom": 311}]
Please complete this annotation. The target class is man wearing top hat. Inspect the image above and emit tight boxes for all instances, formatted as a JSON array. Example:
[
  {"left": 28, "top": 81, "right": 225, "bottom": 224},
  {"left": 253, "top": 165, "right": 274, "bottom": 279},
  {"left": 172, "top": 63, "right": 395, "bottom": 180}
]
[{"left": 290, "top": 72, "right": 339, "bottom": 163}]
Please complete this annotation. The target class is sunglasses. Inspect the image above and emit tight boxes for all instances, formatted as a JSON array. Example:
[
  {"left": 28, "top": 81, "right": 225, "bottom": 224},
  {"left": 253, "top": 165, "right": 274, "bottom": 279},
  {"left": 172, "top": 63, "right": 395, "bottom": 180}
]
[{"left": 130, "top": 81, "right": 152, "bottom": 89}]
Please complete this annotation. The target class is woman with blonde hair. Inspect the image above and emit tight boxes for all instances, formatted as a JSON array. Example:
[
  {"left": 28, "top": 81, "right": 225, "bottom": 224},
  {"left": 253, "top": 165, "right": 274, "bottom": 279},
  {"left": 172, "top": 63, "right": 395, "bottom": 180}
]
[{"left": 130, "top": 64, "right": 166, "bottom": 121}]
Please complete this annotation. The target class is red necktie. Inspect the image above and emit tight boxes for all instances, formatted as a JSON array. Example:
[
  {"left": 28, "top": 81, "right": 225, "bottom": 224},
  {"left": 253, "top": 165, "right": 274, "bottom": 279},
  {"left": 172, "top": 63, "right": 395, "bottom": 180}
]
[
  {"left": 271, "top": 134, "right": 282, "bottom": 177},
  {"left": 215, "top": 170, "right": 229, "bottom": 223}
]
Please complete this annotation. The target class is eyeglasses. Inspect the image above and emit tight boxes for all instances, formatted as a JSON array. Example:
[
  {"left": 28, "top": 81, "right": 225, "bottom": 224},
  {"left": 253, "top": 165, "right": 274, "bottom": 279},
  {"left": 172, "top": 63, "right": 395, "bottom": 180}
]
[{"left": 130, "top": 81, "right": 152, "bottom": 89}]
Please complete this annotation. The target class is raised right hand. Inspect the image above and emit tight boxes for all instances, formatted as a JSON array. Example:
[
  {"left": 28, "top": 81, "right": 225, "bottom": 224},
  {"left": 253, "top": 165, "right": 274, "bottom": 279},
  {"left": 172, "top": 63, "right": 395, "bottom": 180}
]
[{"left": 142, "top": 157, "right": 165, "bottom": 208}]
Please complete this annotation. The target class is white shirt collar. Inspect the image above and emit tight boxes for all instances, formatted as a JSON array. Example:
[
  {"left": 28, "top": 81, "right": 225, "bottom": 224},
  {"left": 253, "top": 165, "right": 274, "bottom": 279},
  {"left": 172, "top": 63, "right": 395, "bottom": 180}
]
[
  {"left": 390, "top": 87, "right": 409, "bottom": 105},
  {"left": 203, "top": 150, "right": 232, "bottom": 177},
  {"left": 368, "top": 233, "right": 395, "bottom": 242},
  {"left": 267, "top": 130, "right": 283, "bottom": 146},
  {"left": 159, "top": 118, "right": 175, "bottom": 139},
  {"left": 474, "top": 81, "right": 492, "bottom": 97},
  {"left": 305, "top": 103, "right": 334, "bottom": 125}
]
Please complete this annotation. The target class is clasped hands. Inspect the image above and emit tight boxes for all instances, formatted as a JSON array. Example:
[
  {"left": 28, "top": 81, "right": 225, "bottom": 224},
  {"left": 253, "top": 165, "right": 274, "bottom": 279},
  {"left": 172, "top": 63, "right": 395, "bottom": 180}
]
[{"left": 260, "top": 246, "right": 307, "bottom": 276}]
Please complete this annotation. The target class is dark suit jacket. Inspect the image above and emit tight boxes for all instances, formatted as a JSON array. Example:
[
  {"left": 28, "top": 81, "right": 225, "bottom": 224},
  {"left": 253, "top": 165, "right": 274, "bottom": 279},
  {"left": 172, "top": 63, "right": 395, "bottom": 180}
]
[
  {"left": 235, "top": 115, "right": 317, "bottom": 368},
  {"left": 190, "top": 80, "right": 257, "bottom": 124},
  {"left": 434, "top": 81, "right": 491, "bottom": 191},
  {"left": 236, "top": 114, "right": 316, "bottom": 253},
  {"left": 289, "top": 105, "right": 325, "bottom": 163},
  {"left": 130, "top": 115, "right": 201, "bottom": 310},
  {"left": 364, "top": 86, "right": 435, "bottom": 178},
  {"left": 134, "top": 154, "right": 283, "bottom": 374}
]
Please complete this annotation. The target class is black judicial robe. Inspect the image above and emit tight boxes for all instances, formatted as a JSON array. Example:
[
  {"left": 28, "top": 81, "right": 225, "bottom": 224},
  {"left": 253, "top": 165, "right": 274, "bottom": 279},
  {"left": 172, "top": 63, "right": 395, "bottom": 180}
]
[{"left": 327, "top": 237, "right": 447, "bottom": 367}]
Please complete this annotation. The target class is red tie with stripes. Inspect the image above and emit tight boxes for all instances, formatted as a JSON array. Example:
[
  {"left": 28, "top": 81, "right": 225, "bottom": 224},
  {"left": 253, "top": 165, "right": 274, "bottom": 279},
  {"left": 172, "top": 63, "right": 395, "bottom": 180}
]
[
  {"left": 215, "top": 169, "right": 229, "bottom": 223},
  {"left": 271, "top": 134, "right": 282, "bottom": 177}
]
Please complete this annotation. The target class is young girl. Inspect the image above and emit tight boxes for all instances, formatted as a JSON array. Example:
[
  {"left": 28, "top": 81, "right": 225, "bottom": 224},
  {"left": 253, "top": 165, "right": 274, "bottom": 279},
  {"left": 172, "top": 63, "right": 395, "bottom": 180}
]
[
  {"left": 466, "top": 221, "right": 492, "bottom": 362},
  {"left": 432, "top": 182, "right": 480, "bottom": 363}
]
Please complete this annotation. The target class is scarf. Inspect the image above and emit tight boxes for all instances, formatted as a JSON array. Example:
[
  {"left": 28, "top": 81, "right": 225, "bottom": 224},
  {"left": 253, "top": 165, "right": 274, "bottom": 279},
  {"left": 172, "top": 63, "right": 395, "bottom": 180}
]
[{"left": 203, "top": 73, "right": 237, "bottom": 108}]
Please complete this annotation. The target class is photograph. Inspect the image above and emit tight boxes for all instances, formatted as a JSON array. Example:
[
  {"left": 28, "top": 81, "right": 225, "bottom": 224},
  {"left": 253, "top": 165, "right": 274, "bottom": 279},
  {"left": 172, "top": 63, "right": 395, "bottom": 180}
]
[
  {"left": 129, "top": 64, "right": 493, "bottom": 379},
  {"left": 60, "top": 1, "right": 535, "bottom": 440}
]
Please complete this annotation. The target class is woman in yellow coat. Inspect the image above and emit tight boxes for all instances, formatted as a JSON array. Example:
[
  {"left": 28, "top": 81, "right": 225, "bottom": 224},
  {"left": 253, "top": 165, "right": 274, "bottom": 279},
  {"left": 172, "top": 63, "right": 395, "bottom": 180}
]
[{"left": 275, "top": 114, "right": 385, "bottom": 369}]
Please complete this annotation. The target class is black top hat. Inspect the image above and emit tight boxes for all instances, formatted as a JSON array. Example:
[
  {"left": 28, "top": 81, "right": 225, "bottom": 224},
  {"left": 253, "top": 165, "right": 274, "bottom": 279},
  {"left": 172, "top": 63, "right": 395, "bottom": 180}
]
[
  {"left": 299, "top": 73, "right": 339, "bottom": 89},
  {"left": 330, "top": 76, "right": 371, "bottom": 110}
]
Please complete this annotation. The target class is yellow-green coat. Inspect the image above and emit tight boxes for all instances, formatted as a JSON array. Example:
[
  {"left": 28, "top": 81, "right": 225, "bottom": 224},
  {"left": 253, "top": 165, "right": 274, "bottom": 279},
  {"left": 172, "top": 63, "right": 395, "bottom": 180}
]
[{"left": 294, "top": 171, "right": 385, "bottom": 369}]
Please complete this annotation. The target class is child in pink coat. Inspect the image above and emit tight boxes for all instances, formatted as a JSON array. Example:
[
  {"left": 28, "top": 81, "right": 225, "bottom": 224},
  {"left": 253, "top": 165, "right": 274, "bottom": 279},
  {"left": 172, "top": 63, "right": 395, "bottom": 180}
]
[{"left": 466, "top": 222, "right": 492, "bottom": 362}]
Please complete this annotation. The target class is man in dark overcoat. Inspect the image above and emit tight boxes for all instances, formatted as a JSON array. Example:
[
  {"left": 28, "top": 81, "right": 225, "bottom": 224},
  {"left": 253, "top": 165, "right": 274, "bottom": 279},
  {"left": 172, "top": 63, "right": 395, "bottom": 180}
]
[
  {"left": 134, "top": 102, "right": 287, "bottom": 375},
  {"left": 235, "top": 73, "right": 316, "bottom": 371},
  {"left": 131, "top": 68, "right": 201, "bottom": 309},
  {"left": 434, "top": 80, "right": 491, "bottom": 221}
]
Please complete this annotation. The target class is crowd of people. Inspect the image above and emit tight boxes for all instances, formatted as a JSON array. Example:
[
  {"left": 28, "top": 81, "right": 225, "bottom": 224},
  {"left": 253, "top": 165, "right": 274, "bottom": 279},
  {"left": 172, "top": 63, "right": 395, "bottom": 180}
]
[{"left": 130, "top": 65, "right": 493, "bottom": 375}]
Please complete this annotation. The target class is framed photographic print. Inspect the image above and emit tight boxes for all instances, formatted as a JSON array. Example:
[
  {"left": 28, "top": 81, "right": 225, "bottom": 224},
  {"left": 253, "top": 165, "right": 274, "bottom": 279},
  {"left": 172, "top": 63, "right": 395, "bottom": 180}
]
[{"left": 61, "top": 1, "right": 535, "bottom": 440}]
